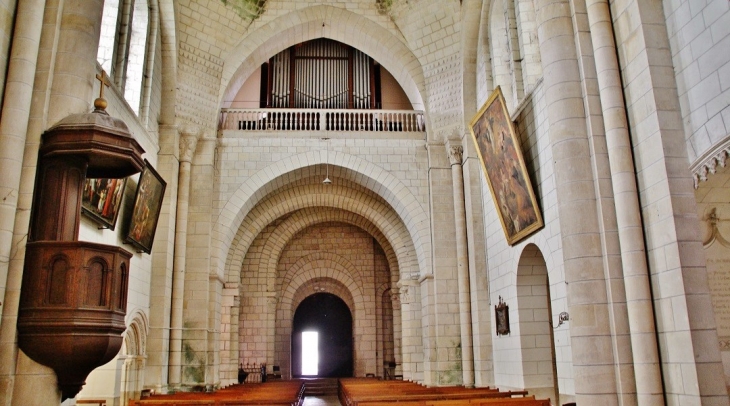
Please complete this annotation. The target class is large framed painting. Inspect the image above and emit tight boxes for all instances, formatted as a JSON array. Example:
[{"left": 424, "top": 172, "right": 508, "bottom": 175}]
[
  {"left": 81, "top": 177, "right": 127, "bottom": 230},
  {"left": 125, "top": 161, "right": 166, "bottom": 254},
  {"left": 469, "top": 86, "right": 543, "bottom": 245}
]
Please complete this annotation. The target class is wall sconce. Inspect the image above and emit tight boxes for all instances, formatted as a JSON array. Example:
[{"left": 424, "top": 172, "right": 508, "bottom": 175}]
[{"left": 553, "top": 311, "right": 569, "bottom": 329}]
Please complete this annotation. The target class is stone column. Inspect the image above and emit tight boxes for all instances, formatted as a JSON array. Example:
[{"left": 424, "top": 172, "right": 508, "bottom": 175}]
[
  {"left": 0, "top": 6, "right": 45, "bottom": 402},
  {"left": 447, "top": 142, "right": 474, "bottom": 387},
  {"left": 391, "top": 289, "right": 403, "bottom": 378},
  {"left": 218, "top": 283, "right": 238, "bottom": 385},
  {"left": 0, "top": 0, "right": 44, "bottom": 328},
  {"left": 48, "top": 0, "right": 104, "bottom": 125},
  {"left": 398, "top": 278, "right": 422, "bottom": 382},
  {"left": 146, "top": 124, "right": 180, "bottom": 390},
  {"left": 585, "top": 1, "right": 663, "bottom": 404},
  {"left": 535, "top": 0, "right": 618, "bottom": 403},
  {"left": 168, "top": 131, "right": 199, "bottom": 387},
  {"left": 5, "top": 1, "right": 105, "bottom": 404}
]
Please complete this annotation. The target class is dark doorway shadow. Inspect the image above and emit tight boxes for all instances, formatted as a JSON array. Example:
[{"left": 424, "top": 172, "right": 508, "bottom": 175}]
[{"left": 292, "top": 292, "right": 353, "bottom": 378}]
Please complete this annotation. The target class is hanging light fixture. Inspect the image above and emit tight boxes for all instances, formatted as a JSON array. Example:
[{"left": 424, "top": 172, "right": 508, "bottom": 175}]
[{"left": 323, "top": 137, "right": 332, "bottom": 185}]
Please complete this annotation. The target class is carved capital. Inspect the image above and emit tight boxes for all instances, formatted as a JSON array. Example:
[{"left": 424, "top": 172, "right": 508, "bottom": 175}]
[
  {"left": 179, "top": 134, "right": 199, "bottom": 163},
  {"left": 399, "top": 286, "right": 411, "bottom": 304},
  {"left": 448, "top": 145, "right": 463, "bottom": 165}
]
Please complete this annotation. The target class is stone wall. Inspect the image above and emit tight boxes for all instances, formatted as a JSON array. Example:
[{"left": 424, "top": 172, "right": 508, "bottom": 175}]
[{"left": 663, "top": 0, "right": 730, "bottom": 165}]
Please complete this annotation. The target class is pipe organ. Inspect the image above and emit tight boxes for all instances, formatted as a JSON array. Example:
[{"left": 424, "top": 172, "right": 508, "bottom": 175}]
[{"left": 265, "top": 39, "right": 378, "bottom": 109}]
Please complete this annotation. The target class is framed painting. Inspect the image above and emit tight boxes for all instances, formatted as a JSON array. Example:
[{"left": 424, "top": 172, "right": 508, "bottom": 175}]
[
  {"left": 81, "top": 177, "right": 127, "bottom": 230},
  {"left": 125, "top": 161, "right": 166, "bottom": 254},
  {"left": 469, "top": 86, "right": 543, "bottom": 245},
  {"left": 495, "top": 296, "right": 510, "bottom": 336}
]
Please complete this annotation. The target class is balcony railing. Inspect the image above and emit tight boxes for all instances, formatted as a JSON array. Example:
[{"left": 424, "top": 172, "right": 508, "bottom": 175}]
[{"left": 219, "top": 108, "right": 426, "bottom": 133}]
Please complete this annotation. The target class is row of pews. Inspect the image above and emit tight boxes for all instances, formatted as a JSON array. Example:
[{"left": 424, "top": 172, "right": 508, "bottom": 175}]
[
  {"left": 338, "top": 378, "right": 551, "bottom": 406},
  {"left": 128, "top": 380, "right": 304, "bottom": 406}
]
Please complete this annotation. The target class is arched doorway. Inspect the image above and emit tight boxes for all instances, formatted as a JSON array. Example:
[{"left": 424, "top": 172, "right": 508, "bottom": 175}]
[
  {"left": 291, "top": 292, "right": 353, "bottom": 377},
  {"left": 516, "top": 244, "right": 559, "bottom": 404}
]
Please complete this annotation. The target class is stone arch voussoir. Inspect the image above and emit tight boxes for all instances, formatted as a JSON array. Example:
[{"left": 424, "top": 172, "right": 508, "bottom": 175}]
[{"left": 215, "top": 150, "right": 429, "bottom": 283}]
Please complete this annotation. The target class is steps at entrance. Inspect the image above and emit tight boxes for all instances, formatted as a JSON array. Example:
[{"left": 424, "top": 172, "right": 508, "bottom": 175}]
[{"left": 303, "top": 378, "right": 339, "bottom": 396}]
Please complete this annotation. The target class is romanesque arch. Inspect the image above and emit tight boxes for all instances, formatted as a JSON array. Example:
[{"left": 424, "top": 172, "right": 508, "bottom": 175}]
[
  {"left": 120, "top": 310, "right": 149, "bottom": 404},
  {"left": 515, "top": 244, "right": 558, "bottom": 404},
  {"left": 275, "top": 266, "right": 369, "bottom": 378},
  {"left": 214, "top": 151, "right": 431, "bottom": 282},
  {"left": 219, "top": 5, "right": 426, "bottom": 111}
]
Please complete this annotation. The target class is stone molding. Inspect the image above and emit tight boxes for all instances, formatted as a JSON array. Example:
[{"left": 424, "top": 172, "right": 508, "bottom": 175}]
[{"left": 690, "top": 135, "right": 730, "bottom": 188}]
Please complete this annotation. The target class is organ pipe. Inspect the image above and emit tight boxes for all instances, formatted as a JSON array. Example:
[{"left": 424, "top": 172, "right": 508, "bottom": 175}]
[{"left": 265, "top": 39, "right": 373, "bottom": 109}]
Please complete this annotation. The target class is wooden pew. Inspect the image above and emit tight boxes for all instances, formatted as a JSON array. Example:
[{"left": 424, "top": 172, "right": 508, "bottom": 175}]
[
  {"left": 339, "top": 378, "right": 549, "bottom": 406},
  {"left": 130, "top": 380, "right": 304, "bottom": 406},
  {"left": 355, "top": 398, "right": 550, "bottom": 406},
  {"left": 131, "top": 401, "right": 214, "bottom": 406}
]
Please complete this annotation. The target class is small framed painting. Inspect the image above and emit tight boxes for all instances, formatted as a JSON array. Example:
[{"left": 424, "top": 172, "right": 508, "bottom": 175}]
[
  {"left": 81, "top": 177, "right": 127, "bottom": 230},
  {"left": 495, "top": 296, "right": 510, "bottom": 336},
  {"left": 124, "top": 161, "right": 166, "bottom": 254}
]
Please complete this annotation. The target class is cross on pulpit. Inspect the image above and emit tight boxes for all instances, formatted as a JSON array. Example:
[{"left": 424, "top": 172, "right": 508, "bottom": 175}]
[{"left": 94, "top": 70, "right": 111, "bottom": 110}]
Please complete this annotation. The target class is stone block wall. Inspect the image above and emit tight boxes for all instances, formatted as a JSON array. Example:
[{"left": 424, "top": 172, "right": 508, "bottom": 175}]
[
  {"left": 214, "top": 131, "right": 430, "bottom": 383},
  {"left": 663, "top": 0, "right": 730, "bottom": 164},
  {"left": 477, "top": 83, "right": 571, "bottom": 395}
]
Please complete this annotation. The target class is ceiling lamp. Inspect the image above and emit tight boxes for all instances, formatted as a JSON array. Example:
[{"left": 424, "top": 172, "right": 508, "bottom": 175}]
[{"left": 323, "top": 137, "right": 332, "bottom": 185}]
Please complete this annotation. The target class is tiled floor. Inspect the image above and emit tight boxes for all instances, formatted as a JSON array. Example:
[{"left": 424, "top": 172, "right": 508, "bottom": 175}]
[{"left": 302, "top": 395, "right": 342, "bottom": 406}]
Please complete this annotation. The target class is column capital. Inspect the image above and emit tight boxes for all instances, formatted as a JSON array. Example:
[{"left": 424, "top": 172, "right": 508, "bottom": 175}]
[
  {"left": 448, "top": 145, "right": 463, "bottom": 165},
  {"left": 179, "top": 134, "right": 199, "bottom": 163}
]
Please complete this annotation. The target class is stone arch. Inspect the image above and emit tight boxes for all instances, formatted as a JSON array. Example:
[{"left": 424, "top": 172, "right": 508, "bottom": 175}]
[
  {"left": 214, "top": 150, "right": 430, "bottom": 281},
  {"left": 120, "top": 310, "right": 148, "bottom": 404},
  {"left": 220, "top": 5, "right": 425, "bottom": 110},
  {"left": 241, "top": 207, "right": 399, "bottom": 290},
  {"left": 225, "top": 182, "right": 416, "bottom": 287},
  {"left": 231, "top": 210, "right": 399, "bottom": 381},
  {"left": 516, "top": 244, "right": 557, "bottom": 404},
  {"left": 275, "top": 258, "right": 372, "bottom": 378},
  {"left": 124, "top": 310, "right": 149, "bottom": 356}
]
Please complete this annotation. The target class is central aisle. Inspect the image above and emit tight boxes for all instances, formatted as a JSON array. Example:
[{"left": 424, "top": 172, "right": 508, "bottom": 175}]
[{"left": 302, "top": 395, "right": 342, "bottom": 406}]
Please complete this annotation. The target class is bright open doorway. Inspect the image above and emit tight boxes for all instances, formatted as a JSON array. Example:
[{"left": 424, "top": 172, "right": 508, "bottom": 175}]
[
  {"left": 291, "top": 292, "right": 353, "bottom": 377},
  {"left": 301, "top": 331, "right": 319, "bottom": 376}
]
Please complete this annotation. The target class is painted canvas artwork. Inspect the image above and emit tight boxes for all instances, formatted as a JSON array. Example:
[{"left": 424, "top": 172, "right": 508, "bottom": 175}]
[
  {"left": 469, "top": 86, "right": 543, "bottom": 245},
  {"left": 82, "top": 177, "right": 127, "bottom": 230},
  {"left": 125, "top": 161, "right": 166, "bottom": 254}
]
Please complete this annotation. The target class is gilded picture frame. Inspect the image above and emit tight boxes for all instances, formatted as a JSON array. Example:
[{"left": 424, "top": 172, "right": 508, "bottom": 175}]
[
  {"left": 124, "top": 161, "right": 166, "bottom": 254},
  {"left": 469, "top": 86, "right": 543, "bottom": 245},
  {"left": 81, "top": 177, "right": 127, "bottom": 230}
]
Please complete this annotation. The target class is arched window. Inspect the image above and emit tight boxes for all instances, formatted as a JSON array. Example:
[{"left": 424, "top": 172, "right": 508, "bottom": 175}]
[
  {"left": 97, "top": 0, "right": 150, "bottom": 115},
  {"left": 97, "top": 0, "right": 120, "bottom": 74},
  {"left": 487, "top": 0, "right": 541, "bottom": 110}
]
